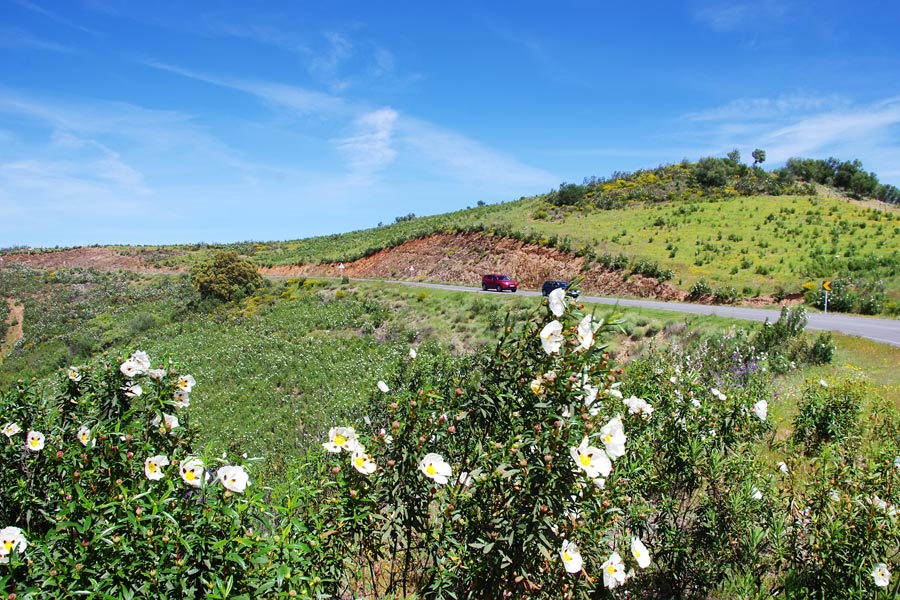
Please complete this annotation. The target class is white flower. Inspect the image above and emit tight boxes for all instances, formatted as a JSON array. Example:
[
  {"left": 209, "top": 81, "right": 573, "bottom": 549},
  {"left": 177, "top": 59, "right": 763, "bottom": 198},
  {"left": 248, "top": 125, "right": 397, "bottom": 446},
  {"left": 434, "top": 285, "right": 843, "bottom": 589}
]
[
  {"left": 67, "top": 366, "right": 82, "bottom": 382},
  {"left": 173, "top": 389, "right": 190, "bottom": 408},
  {"left": 600, "top": 416, "right": 626, "bottom": 460},
  {"left": 409, "top": 347, "right": 417, "bottom": 359},
  {"left": 829, "top": 490, "right": 841, "bottom": 502},
  {"left": 323, "top": 427, "right": 358, "bottom": 453},
  {"left": 26, "top": 430, "right": 44, "bottom": 452},
  {"left": 691, "top": 397, "right": 702, "bottom": 409},
  {"left": 893, "top": 455, "right": 900, "bottom": 470},
  {"left": 217, "top": 465, "right": 250, "bottom": 493},
  {"left": 872, "top": 563, "right": 891, "bottom": 588},
  {"left": 751, "top": 487, "right": 763, "bottom": 501},
  {"left": 819, "top": 379, "right": 828, "bottom": 387},
  {"left": 152, "top": 413, "right": 179, "bottom": 430},
  {"left": 2, "top": 423, "right": 21, "bottom": 438},
  {"left": 351, "top": 447, "right": 377, "bottom": 475},
  {"left": 623, "top": 395, "right": 654, "bottom": 417},
  {"left": 77, "top": 425, "right": 93, "bottom": 447},
  {"left": 180, "top": 457, "right": 206, "bottom": 487},
  {"left": 752, "top": 400, "right": 768, "bottom": 421},
  {"left": 129, "top": 350, "right": 151, "bottom": 371},
  {"left": 120, "top": 359, "right": 142, "bottom": 378},
  {"left": 176, "top": 374, "right": 196, "bottom": 392},
  {"left": 530, "top": 377, "right": 544, "bottom": 395},
  {"left": 548, "top": 288, "right": 567, "bottom": 317},
  {"left": 0, "top": 526, "right": 28, "bottom": 563},
  {"left": 377, "top": 381, "right": 390, "bottom": 393},
  {"left": 631, "top": 537, "right": 651, "bottom": 569},
  {"left": 576, "top": 314, "right": 600, "bottom": 350},
  {"left": 148, "top": 368, "right": 167, "bottom": 381},
  {"left": 419, "top": 452, "right": 452, "bottom": 484},
  {"left": 124, "top": 383, "right": 142, "bottom": 398},
  {"left": 144, "top": 455, "right": 170, "bottom": 480},
  {"left": 606, "top": 387, "right": 624, "bottom": 400},
  {"left": 711, "top": 387, "right": 727, "bottom": 401},
  {"left": 570, "top": 436, "right": 611, "bottom": 479},
  {"left": 560, "top": 539, "right": 583, "bottom": 574},
  {"left": 458, "top": 471, "right": 473, "bottom": 487},
  {"left": 870, "top": 495, "right": 897, "bottom": 516},
  {"left": 583, "top": 384, "right": 599, "bottom": 408},
  {"left": 777, "top": 461, "right": 789, "bottom": 474},
  {"left": 539, "top": 320, "right": 564, "bottom": 354},
  {"left": 601, "top": 552, "right": 627, "bottom": 589}
]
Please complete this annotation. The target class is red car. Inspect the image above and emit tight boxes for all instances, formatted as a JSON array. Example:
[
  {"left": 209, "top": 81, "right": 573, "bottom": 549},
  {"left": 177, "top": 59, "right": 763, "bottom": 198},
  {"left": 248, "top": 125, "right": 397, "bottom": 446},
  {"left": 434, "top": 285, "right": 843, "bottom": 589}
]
[{"left": 482, "top": 273, "right": 518, "bottom": 292}]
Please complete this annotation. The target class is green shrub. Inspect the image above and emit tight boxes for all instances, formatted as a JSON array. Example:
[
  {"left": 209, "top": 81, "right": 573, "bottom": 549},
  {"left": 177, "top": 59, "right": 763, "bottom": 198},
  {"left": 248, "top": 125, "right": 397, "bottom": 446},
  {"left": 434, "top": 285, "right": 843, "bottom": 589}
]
[
  {"left": 793, "top": 379, "right": 863, "bottom": 454},
  {"left": 689, "top": 278, "right": 712, "bottom": 299},
  {"left": 190, "top": 251, "right": 264, "bottom": 303}
]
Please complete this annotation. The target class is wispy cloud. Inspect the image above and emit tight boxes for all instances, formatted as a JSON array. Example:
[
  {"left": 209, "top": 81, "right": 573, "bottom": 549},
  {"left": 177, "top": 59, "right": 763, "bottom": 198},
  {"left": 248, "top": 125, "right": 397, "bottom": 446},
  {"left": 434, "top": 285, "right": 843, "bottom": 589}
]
[
  {"left": 0, "top": 27, "right": 73, "bottom": 52},
  {"left": 143, "top": 60, "right": 351, "bottom": 117},
  {"left": 12, "top": 0, "right": 100, "bottom": 36},
  {"left": 692, "top": 0, "right": 790, "bottom": 33},
  {"left": 336, "top": 108, "right": 398, "bottom": 182},
  {"left": 686, "top": 93, "right": 850, "bottom": 122}
]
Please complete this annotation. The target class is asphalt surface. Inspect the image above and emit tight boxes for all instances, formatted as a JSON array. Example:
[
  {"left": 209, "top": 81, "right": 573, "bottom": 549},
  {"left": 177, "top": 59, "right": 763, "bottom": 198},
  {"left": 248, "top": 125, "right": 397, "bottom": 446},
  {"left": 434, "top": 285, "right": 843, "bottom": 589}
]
[{"left": 389, "top": 280, "right": 900, "bottom": 349}]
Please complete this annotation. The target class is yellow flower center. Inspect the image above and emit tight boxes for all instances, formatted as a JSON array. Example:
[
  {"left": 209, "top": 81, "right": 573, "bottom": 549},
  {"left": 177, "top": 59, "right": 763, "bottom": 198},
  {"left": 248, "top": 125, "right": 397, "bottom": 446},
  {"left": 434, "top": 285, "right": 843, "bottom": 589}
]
[
  {"left": 579, "top": 454, "right": 591, "bottom": 466},
  {"left": 604, "top": 434, "right": 612, "bottom": 443},
  {"left": 185, "top": 470, "right": 196, "bottom": 481},
  {"left": 3, "top": 540, "right": 13, "bottom": 551},
  {"left": 607, "top": 564, "right": 616, "bottom": 574},
  {"left": 148, "top": 463, "right": 157, "bottom": 473},
  {"left": 426, "top": 464, "right": 437, "bottom": 475},
  {"left": 334, "top": 434, "right": 346, "bottom": 446},
  {"left": 355, "top": 457, "right": 365, "bottom": 467},
  {"left": 30, "top": 438, "right": 39, "bottom": 447},
  {"left": 634, "top": 550, "right": 642, "bottom": 558},
  {"left": 563, "top": 551, "right": 572, "bottom": 561}
]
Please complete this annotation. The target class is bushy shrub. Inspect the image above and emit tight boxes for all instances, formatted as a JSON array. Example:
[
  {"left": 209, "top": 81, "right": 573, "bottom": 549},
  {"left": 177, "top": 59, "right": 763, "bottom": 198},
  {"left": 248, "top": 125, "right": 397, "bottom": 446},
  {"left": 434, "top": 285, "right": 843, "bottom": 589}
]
[
  {"left": 190, "top": 251, "right": 264, "bottom": 303},
  {"left": 793, "top": 379, "right": 863, "bottom": 454},
  {"left": 689, "top": 278, "right": 712, "bottom": 299}
]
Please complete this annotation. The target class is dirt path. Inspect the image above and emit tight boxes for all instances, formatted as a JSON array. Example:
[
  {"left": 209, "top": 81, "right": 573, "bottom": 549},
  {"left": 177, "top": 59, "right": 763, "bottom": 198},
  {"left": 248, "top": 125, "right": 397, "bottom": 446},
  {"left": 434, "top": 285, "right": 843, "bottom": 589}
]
[{"left": 1, "top": 298, "right": 24, "bottom": 359}]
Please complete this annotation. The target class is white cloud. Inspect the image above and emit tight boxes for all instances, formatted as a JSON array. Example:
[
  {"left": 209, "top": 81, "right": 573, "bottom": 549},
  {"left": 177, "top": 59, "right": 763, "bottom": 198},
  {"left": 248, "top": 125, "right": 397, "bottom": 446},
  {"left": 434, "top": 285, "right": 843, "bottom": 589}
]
[
  {"left": 336, "top": 108, "right": 398, "bottom": 181},
  {"left": 692, "top": 0, "right": 790, "bottom": 33},
  {"left": 0, "top": 27, "right": 73, "bottom": 52}
]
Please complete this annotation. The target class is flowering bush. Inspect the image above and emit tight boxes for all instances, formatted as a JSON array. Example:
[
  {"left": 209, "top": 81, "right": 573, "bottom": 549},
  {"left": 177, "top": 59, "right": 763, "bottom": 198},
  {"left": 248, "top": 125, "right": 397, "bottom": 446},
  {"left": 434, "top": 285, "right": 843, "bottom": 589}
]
[{"left": 0, "top": 351, "right": 343, "bottom": 598}]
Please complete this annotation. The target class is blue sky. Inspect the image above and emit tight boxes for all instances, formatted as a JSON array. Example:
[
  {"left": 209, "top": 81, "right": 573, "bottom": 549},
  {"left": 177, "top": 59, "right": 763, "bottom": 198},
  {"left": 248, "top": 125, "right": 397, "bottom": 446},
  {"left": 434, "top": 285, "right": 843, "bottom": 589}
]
[{"left": 2, "top": 0, "right": 899, "bottom": 248}]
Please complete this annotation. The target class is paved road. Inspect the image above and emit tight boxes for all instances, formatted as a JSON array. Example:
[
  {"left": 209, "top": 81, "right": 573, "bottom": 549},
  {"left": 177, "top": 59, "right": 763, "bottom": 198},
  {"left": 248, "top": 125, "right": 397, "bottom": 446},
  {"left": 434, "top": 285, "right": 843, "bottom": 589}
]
[{"left": 388, "top": 280, "right": 900, "bottom": 349}]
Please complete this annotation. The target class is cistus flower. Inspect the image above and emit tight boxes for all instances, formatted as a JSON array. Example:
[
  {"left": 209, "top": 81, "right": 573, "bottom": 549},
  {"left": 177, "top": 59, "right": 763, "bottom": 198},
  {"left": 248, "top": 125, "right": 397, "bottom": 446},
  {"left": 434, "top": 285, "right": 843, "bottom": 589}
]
[
  {"left": 148, "top": 368, "right": 167, "bottom": 381},
  {"left": 144, "top": 455, "right": 170, "bottom": 481},
  {"left": 351, "top": 447, "right": 377, "bottom": 475},
  {"left": 130, "top": 350, "right": 151, "bottom": 372},
  {"left": 576, "top": 314, "right": 600, "bottom": 350},
  {"left": 419, "top": 453, "right": 452, "bottom": 484},
  {"left": 752, "top": 400, "right": 768, "bottom": 421},
  {"left": 631, "top": 537, "right": 651, "bottom": 569},
  {"left": 530, "top": 377, "right": 544, "bottom": 395},
  {"left": 2, "top": 422, "right": 21, "bottom": 438},
  {"left": 77, "top": 425, "right": 93, "bottom": 447},
  {"left": 560, "top": 539, "right": 583, "bottom": 574},
  {"left": 777, "top": 461, "right": 789, "bottom": 474},
  {"left": 172, "top": 389, "right": 190, "bottom": 408},
  {"left": 176, "top": 374, "right": 196, "bottom": 393},
  {"left": 623, "top": 395, "right": 654, "bottom": 417},
  {"left": 548, "top": 287, "right": 566, "bottom": 317},
  {"left": 120, "top": 359, "right": 142, "bottom": 378},
  {"left": 377, "top": 381, "right": 390, "bottom": 393},
  {"left": 26, "top": 430, "right": 44, "bottom": 452},
  {"left": 151, "top": 413, "right": 179, "bottom": 430},
  {"left": 409, "top": 347, "right": 417, "bottom": 359},
  {"left": 0, "top": 526, "right": 28, "bottom": 563},
  {"left": 599, "top": 416, "right": 626, "bottom": 460},
  {"left": 601, "top": 551, "right": 627, "bottom": 589},
  {"left": 323, "top": 427, "right": 358, "bottom": 453},
  {"left": 539, "top": 320, "right": 564, "bottom": 355},
  {"left": 67, "top": 366, "right": 82, "bottom": 382},
  {"left": 570, "top": 437, "right": 611, "bottom": 479},
  {"left": 124, "top": 383, "right": 142, "bottom": 398},
  {"left": 180, "top": 457, "right": 206, "bottom": 487},
  {"left": 872, "top": 563, "right": 891, "bottom": 588},
  {"left": 217, "top": 465, "right": 250, "bottom": 493}
]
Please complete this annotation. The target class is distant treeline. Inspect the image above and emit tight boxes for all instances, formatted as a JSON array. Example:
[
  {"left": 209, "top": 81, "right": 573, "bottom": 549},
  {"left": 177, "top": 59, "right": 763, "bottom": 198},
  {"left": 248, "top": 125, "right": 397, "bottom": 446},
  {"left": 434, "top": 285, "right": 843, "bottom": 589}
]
[{"left": 548, "top": 153, "right": 900, "bottom": 209}]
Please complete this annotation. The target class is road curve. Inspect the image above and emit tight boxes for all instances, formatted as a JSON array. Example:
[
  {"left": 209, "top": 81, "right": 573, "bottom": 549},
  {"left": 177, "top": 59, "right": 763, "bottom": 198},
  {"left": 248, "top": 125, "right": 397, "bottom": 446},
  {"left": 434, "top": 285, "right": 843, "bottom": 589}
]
[{"left": 387, "top": 280, "right": 900, "bottom": 349}]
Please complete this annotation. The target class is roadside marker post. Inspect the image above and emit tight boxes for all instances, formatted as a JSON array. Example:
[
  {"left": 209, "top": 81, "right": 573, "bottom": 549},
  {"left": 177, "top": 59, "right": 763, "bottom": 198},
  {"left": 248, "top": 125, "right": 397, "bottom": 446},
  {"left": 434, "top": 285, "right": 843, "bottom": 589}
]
[{"left": 822, "top": 280, "right": 831, "bottom": 314}]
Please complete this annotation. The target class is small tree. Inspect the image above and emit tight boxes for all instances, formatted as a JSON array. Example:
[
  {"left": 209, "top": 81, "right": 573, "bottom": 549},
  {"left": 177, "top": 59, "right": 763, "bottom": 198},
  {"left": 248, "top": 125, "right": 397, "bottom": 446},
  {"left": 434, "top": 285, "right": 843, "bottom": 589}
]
[
  {"left": 190, "top": 250, "right": 264, "bottom": 302},
  {"left": 752, "top": 148, "right": 766, "bottom": 166}
]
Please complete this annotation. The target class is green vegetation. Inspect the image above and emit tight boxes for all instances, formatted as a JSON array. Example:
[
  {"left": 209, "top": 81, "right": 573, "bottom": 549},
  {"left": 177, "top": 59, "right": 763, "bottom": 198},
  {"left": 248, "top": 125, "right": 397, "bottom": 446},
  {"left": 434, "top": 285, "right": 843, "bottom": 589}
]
[
  {"left": 190, "top": 251, "right": 265, "bottom": 303},
  {"left": 2, "top": 286, "right": 897, "bottom": 599}
]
